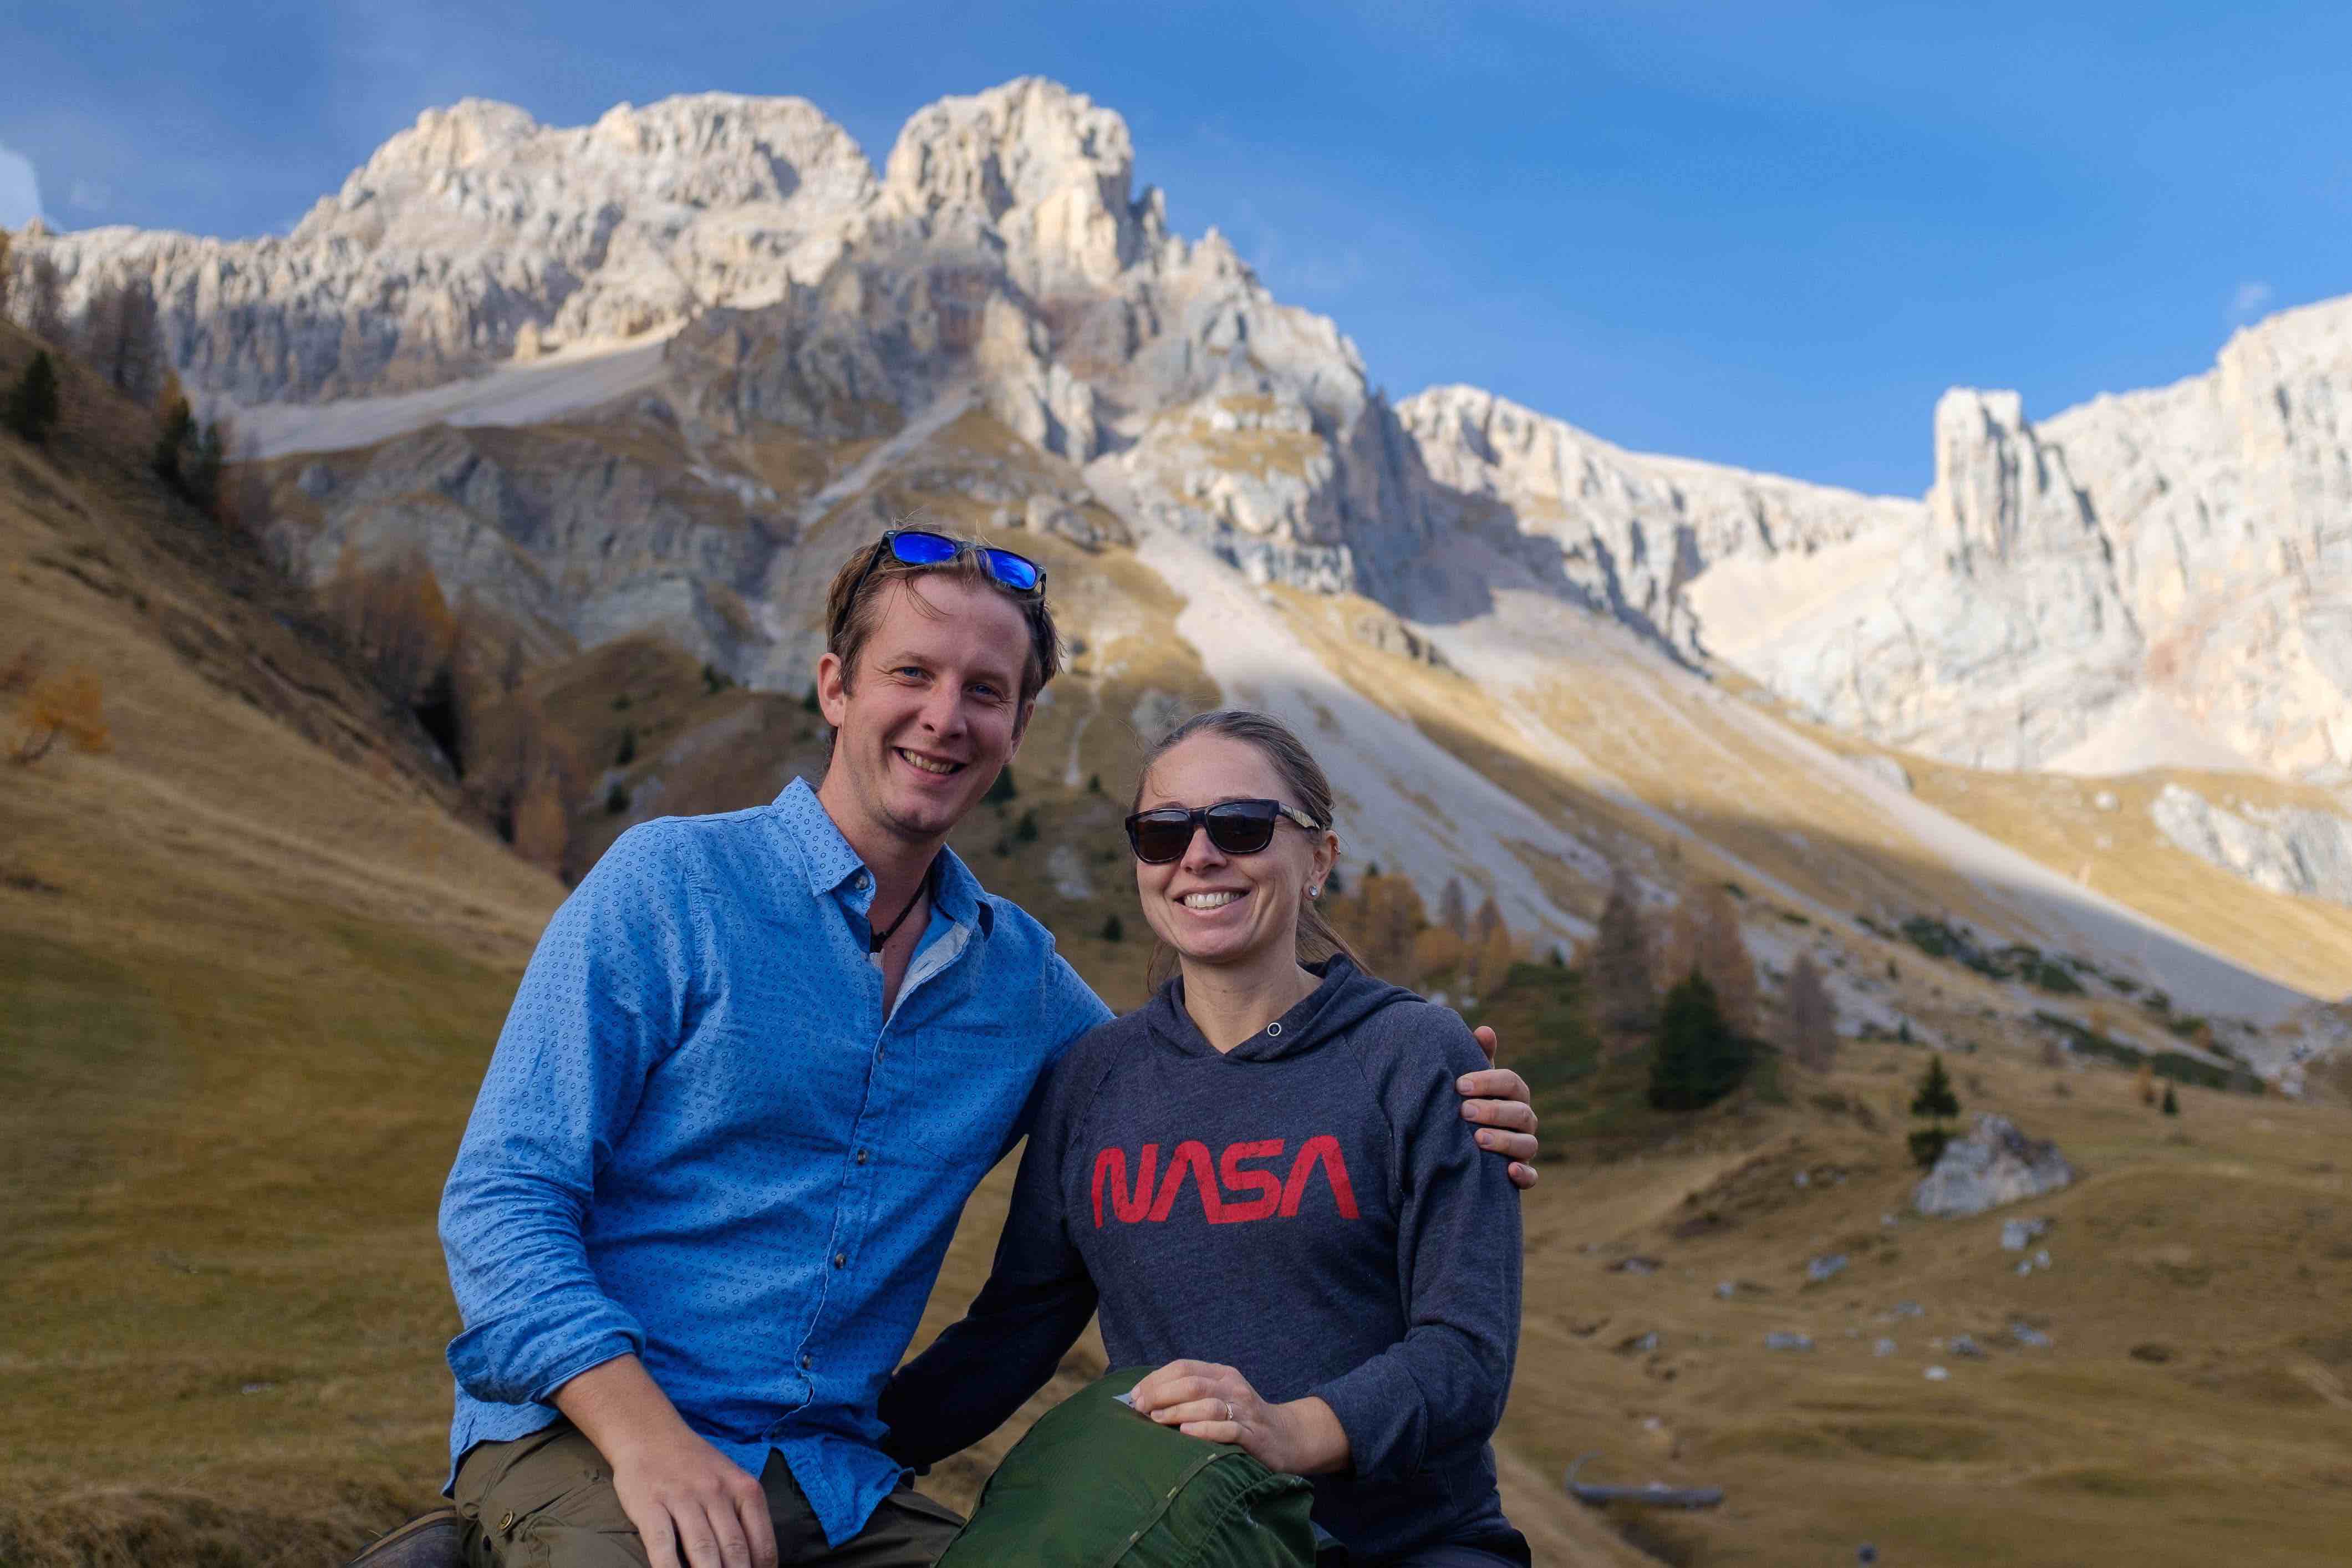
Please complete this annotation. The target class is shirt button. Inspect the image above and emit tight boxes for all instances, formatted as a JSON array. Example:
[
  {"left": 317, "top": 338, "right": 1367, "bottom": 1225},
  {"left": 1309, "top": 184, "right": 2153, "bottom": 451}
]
[
  {"left": 856, "top": 873, "right": 870, "bottom": 889},
  {"left": 856, "top": 1149, "right": 869, "bottom": 1165},
  {"left": 833, "top": 1253, "right": 847, "bottom": 1268},
  {"left": 800, "top": 1353, "right": 813, "bottom": 1370}
]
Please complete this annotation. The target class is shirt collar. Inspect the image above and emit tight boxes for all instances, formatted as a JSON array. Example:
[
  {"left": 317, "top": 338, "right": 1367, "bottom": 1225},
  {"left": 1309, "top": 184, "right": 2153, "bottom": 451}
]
[{"left": 773, "top": 777, "right": 993, "bottom": 935}]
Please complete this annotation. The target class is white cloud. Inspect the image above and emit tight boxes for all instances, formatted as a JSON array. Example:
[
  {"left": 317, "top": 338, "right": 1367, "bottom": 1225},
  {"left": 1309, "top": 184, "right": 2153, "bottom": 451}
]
[
  {"left": 2227, "top": 280, "right": 2274, "bottom": 321},
  {"left": 0, "top": 142, "right": 43, "bottom": 228},
  {"left": 68, "top": 179, "right": 111, "bottom": 212}
]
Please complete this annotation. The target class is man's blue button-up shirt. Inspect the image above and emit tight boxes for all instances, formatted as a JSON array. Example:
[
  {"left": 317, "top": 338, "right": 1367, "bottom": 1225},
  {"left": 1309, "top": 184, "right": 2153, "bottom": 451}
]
[{"left": 439, "top": 778, "right": 1112, "bottom": 1545}]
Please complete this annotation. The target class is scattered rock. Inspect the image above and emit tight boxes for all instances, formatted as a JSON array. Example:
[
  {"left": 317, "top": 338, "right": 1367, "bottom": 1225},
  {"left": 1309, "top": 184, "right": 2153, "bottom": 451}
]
[
  {"left": 1793, "top": 1170, "right": 1811, "bottom": 1188},
  {"left": 1949, "top": 1335, "right": 1987, "bottom": 1359},
  {"left": 1766, "top": 1332, "right": 1815, "bottom": 1352},
  {"left": 1913, "top": 1114, "right": 2075, "bottom": 1216},
  {"left": 1885, "top": 1300, "right": 1926, "bottom": 1319},
  {"left": 1881, "top": 1213, "right": 1900, "bottom": 1228},
  {"left": 2000, "top": 1217, "right": 2050, "bottom": 1251},
  {"left": 1618, "top": 1331, "right": 1661, "bottom": 1355},
  {"left": 1806, "top": 1254, "right": 1849, "bottom": 1284},
  {"left": 1924, "top": 1366, "right": 1950, "bottom": 1382},
  {"left": 1874, "top": 1337, "right": 1899, "bottom": 1357},
  {"left": 2009, "top": 1322, "right": 2053, "bottom": 1348},
  {"left": 1608, "top": 1256, "right": 1663, "bottom": 1275},
  {"left": 1850, "top": 754, "right": 1913, "bottom": 793},
  {"left": 2093, "top": 790, "right": 2119, "bottom": 812},
  {"left": 2033, "top": 1248, "right": 2051, "bottom": 1270}
]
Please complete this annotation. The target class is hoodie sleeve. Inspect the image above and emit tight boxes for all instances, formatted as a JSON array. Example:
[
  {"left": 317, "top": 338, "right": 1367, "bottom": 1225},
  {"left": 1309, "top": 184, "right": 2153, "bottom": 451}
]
[
  {"left": 1308, "top": 1008, "right": 1521, "bottom": 1487},
  {"left": 879, "top": 1037, "right": 1104, "bottom": 1468}
]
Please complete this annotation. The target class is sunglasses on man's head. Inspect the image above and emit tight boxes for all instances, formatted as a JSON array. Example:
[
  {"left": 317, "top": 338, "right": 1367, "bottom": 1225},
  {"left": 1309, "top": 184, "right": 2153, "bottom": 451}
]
[
  {"left": 832, "top": 530, "right": 1046, "bottom": 642},
  {"left": 1123, "top": 799, "right": 1323, "bottom": 864}
]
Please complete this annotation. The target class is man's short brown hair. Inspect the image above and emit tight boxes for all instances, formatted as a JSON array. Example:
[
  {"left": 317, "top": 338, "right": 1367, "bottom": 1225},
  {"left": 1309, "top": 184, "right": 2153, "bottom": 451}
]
[{"left": 822, "top": 535, "right": 1062, "bottom": 706}]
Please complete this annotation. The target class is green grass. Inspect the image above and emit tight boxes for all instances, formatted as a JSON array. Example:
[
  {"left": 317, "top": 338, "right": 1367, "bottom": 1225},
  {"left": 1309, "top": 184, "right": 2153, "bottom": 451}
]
[{"left": 0, "top": 909, "right": 523, "bottom": 1565}]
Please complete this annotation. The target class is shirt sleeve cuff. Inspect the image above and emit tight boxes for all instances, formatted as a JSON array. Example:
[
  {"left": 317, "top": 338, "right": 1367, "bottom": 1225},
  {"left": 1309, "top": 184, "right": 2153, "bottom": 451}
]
[{"left": 446, "top": 1290, "right": 645, "bottom": 1406}]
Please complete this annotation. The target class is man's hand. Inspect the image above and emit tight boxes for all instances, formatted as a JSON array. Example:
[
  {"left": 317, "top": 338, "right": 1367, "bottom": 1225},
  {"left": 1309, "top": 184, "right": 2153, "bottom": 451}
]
[
  {"left": 554, "top": 1355, "right": 777, "bottom": 1568},
  {"left": 1463, "top": 1024, "right": 1540, "bottom": 1189},
  {"left": 609, "top": 1425, "right": 777, "bottom": 1568},
  {"left": 1132, "top": 1360, "right": 1350, "bottom": 1476}
]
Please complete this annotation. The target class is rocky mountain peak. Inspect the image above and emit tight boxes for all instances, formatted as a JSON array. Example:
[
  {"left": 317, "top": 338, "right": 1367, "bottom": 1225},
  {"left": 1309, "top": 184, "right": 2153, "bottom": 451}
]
[
  {"left": 1926, "top": 386, "right": 2098, "bottom": 569},
  {"left": 881, "top": 77, "right": 1161, "bottom": 291}
]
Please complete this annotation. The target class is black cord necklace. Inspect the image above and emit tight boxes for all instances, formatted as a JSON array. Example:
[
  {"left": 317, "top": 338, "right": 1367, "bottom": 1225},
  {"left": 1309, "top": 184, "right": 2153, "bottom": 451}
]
[{"left": 867, "top": 858, "right": 936, "bottom": 954}]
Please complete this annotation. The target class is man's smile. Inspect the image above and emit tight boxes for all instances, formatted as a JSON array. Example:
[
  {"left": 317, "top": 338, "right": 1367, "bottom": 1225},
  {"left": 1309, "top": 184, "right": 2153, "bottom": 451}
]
[{"left": 895, "top": 747, "right": 966, "bottom": 777}]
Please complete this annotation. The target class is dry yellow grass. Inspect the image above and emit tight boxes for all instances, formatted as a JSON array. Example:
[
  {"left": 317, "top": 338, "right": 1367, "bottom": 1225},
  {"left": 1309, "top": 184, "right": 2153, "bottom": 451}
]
[{"left": 9, "top": 322, "right": 2352, "bottom": 1565}]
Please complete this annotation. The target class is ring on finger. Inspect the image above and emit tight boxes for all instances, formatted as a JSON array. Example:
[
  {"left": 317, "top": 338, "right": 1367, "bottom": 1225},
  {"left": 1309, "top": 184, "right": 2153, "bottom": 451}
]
[{"left": 1220, "top": 1398, "right": 1233, "bottom": 1423}]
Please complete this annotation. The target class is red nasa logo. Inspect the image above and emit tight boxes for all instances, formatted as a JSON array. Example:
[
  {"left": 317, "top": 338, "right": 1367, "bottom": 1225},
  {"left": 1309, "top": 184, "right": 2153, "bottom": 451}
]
[{"left": 1091, "top": 1137, "right": 1360, "bottom": 1226}]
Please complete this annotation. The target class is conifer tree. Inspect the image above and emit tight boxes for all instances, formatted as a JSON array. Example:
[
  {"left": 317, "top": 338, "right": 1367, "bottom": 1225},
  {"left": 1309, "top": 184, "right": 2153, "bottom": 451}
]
[
  {"left": 1648, "top": 970, "right": 1748, "bottom": 1111},
  {"left": 18, "top": 253, "right": 68, "bottom": 347},
  {"left": 1699, "top": 884, "right": 1760, "bottom": 1038},
  {"left": 1590, "top": 864, "right": 1655, "bottom": 1039},
  {"left": 1907, "top": 1053, "right": 1961, "bottom": 1168},
  {"left": 4, "top": 350, "right": 60, "bottom": 446},
  {"left": 152, "top": 371, "right": 193, "bottom": 487},
  {"left": 2161, "top": 1082, "right": 2179, "bottom": 1116},
  {"left": 1783, "top": 953, "right": 1837, "bottom": 1072},
  {"left": 1438, "top": 876, "right": 1469, "bottom": 939}
]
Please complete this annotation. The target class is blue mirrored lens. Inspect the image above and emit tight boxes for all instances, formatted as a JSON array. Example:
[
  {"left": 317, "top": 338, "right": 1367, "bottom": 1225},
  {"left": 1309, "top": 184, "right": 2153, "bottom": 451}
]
[
  {"left": 888, "top": 531, "right": 960, "bottom": 565},
  {"left": 980, "top": 548, "right": 1041, "bottom": 590}
]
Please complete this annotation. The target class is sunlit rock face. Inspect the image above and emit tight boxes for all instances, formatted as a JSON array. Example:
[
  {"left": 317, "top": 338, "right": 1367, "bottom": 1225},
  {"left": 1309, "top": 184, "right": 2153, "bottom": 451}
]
[
  {"left": 26, "top": 79, "right": 2351, "bottom": 790},
  {"left": 1686, "top": 304, "right": 2352, "bottom": 781},
  {"left": 27, "top": 94, "right": 878, "bottom": 402}
]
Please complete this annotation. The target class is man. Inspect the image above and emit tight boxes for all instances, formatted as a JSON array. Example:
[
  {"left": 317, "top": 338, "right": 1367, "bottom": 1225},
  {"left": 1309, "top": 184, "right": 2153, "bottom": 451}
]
[{"left": 403, "top": 531, "right": 1540, "bottom": 1568}]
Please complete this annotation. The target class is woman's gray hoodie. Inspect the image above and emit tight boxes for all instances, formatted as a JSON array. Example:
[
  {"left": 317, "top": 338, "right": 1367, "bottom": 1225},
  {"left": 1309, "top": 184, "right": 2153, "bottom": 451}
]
[{"left": 881, "top": 956, "right": 1523, "bottom": 1560}]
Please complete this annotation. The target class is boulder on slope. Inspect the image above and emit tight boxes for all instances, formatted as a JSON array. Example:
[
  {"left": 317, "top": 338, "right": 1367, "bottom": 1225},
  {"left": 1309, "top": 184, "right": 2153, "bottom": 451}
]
[{"left": 1912, "top": 1113, "right": 2074, "bottom": 1217}]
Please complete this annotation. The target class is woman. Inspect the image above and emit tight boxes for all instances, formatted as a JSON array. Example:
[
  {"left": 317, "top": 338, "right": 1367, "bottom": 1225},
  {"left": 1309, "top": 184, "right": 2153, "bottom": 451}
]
[{"left": 880, "top": 710, "right": 1526, "bottom": 1566}]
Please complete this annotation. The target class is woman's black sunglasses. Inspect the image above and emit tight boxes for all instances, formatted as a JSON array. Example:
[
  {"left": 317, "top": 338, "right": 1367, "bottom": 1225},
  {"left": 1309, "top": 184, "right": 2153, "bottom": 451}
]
[
  {"left": 1123, "top": 799, "right": 1323, "bottom": 864},
  {"left": 832, "top": 530, "right": 1046, "bottom": 642}
]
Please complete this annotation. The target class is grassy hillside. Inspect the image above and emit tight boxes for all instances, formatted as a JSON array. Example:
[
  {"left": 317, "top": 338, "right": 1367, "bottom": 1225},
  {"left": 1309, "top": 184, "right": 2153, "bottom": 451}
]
[{"left": 6, "top": 322, "right": 2351, "bottom": 1566}]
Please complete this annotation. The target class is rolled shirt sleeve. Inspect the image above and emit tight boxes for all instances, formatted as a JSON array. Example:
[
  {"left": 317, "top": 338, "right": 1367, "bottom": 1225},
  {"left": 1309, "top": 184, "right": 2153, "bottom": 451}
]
[{"left": 439, "top": 822, "right": 704, "bottom": 1405}]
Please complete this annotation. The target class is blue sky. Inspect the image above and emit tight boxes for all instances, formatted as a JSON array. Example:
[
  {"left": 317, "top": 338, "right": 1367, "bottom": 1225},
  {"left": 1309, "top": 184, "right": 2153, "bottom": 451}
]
[{"left": 3, "top": 1, "right": 2347, "bottom": 496}]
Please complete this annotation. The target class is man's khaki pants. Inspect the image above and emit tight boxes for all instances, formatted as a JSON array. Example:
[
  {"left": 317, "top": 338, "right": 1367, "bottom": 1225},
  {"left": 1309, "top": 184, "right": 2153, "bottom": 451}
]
[{"left": 452, "top": 1422, "right": 965, "bottom": 1567}]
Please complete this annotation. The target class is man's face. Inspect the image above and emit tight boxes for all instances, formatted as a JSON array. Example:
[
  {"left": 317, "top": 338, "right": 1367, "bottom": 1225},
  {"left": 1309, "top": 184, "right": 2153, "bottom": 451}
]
[{"left": 817, "top": 574, "right": 1034, "bottom": 849}]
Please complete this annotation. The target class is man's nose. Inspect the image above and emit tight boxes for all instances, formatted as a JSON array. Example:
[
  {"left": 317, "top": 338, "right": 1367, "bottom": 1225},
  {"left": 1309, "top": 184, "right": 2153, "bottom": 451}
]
[{"left": 918, "top": 683, "right": 966, "bottom": 734}]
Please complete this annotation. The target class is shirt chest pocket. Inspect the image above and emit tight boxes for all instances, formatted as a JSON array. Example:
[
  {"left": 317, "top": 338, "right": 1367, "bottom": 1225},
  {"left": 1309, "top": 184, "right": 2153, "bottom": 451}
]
[{"left": 890, "top": 1021, "right": 1036, "bottom": 1173}]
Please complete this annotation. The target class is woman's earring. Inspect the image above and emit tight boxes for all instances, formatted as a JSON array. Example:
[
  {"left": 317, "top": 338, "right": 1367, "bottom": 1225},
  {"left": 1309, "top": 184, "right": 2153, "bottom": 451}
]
[{"left": 1307, "top": 885, "right": 1321, "bottom": 900}]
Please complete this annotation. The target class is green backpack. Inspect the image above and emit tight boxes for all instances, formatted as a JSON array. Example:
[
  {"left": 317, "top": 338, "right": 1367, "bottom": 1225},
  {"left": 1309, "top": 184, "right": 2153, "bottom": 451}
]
[{"left": 935, "top": 1367, "right": 1320, "bottom": 1567}]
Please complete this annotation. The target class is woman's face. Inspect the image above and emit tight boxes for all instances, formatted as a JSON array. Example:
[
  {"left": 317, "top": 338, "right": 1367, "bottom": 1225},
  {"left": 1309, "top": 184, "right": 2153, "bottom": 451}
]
[{"left": 1133, "top": 732, "right": 1337, "bottom": 974}]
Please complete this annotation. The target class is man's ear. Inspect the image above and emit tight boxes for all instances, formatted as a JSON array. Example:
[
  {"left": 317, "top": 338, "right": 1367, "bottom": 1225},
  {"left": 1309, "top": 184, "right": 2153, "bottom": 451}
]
[{"left": 816, "top": 650, "right": 849, "bottom": 730}]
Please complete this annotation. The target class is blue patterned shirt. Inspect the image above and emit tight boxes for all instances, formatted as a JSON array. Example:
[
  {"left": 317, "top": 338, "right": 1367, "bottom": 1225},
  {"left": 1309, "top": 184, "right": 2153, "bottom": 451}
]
[{"left": 439, "top": 778, "right": 1112, "bottom": 1546}]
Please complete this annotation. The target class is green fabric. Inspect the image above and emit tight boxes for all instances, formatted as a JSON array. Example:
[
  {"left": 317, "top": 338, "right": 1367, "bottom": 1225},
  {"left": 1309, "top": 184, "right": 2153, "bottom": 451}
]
[{"left": 936, "top": 1368, "right": 1318, "bottom": 1568}]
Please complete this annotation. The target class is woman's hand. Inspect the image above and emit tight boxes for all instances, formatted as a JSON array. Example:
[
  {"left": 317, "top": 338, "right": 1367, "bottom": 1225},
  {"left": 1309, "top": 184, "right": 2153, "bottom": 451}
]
[{"left": 1130, "top": 1360, "right": 1350, "bottom": 1476}]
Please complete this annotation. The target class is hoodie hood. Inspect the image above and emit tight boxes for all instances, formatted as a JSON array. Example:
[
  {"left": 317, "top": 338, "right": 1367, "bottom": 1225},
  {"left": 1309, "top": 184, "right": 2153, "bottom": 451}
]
[{"left": 1144, "top": 955, "right": 1424, "bottom": 1063}]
